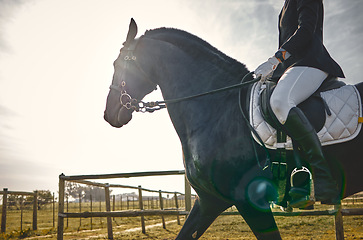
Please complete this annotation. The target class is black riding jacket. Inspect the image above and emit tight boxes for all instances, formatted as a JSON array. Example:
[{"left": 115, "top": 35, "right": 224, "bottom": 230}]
[{"left": 273, "top": 0, "right": 345, "bottom": 79}]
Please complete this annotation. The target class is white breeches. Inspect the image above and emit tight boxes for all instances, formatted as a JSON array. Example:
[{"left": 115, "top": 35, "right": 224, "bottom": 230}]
[{"left": 270, "top": 66, "right": 328, "bottom": 124}]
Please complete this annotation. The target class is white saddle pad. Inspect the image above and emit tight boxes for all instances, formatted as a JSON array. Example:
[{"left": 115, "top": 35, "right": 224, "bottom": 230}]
[{"left": 249, "top": 82, "right": 362, "bottom": 150}]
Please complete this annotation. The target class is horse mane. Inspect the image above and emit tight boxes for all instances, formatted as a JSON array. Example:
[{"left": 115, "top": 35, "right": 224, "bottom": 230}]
[
  {"left": 143, "top": 27, "right": 250, "bottom": 132},
  {"left": 144, "top": 28, "right": 249, "bottom": 83}
]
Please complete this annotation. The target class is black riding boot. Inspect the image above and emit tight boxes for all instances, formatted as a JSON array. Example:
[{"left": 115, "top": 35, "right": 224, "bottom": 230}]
[{"left": 283, "top": 107, "right": 339, "bottom": 204}]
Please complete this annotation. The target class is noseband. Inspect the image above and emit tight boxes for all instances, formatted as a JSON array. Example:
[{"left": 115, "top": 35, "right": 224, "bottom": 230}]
[{"left": 109, "top": 81, "right": 140, "bottom": 111}]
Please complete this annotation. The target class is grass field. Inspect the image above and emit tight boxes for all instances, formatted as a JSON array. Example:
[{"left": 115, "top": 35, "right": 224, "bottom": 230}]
[
  {"left": 107, "top": 203, "right": 363, "bottom": 240},
  {"left": 1, "top": 201, "right": 362, "bottom": 239}
]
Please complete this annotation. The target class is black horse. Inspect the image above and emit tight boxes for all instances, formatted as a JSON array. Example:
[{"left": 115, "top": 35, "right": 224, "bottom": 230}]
[{"left": 104, "top": 19, "right": 363, "bottom": 239}]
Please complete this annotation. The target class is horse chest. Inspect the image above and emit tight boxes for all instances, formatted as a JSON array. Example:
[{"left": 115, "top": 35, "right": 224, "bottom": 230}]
[{"left": 183, "top": 141, "right": 256, "bottom": 199}]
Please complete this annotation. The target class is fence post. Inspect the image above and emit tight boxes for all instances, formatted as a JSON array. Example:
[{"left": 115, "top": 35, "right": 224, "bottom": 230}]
[
  {"left": 112, "top": 195, "right": 115, "bottom": 221},
  {"left": 33, "top": 190, "right": 38, "bottom": 231},
  {"left": 57, "top": 174, "right": 65, "bottom": 240},
  {"left": 20, "top": 196, "right": 23, "bottom": 231},
  {"left": 53, "top": 193, "right": 55, "bottom": 228},
  {"left": 66, "top": 195, "right": 69, "bottom": 228},
  {"left": 99, "top": 195, "right": 102, "bottom": 226},
  {"left": 79, "top": 193, "right": 82, "bottom": 228},
  {"left": 138, "top": 186, "right": 146, "bottom": 234},
  {"left": 90, "top": 194, "right": 93, "bottom": 230},
  {"left": 334, "top": 204, "right": 344, "bottom": 240},
  {"left": 159, "top": 190, "right": 166, "bottom": 229},
  {"left": 184, "top": 176, "right": 192, "bottom": 211},
  {"left": 105, "top": 184, "right": 113, "bottom": 239},
  {"left": 174, "top": 192, "right": 181, "bottom": 225},
  {"left": 1, "top": 188, "right": 8, "bottom": 233}
]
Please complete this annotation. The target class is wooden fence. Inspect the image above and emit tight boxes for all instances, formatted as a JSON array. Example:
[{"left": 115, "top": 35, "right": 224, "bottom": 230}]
[
  {"left": 2, "top": 174, "right": 362, "bottom": 239},
  {"left": 0, "top": 189, "right": 38, "bottom": 233},
  {"left": 57, "top": 170, "right": 193, "bottom": 240},
  {"left": 56, "top": 171, "right": 363, "bottom": 240}
]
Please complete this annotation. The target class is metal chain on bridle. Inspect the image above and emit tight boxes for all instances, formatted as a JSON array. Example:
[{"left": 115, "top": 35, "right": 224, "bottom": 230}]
[{"left": 141, "top": 72, "right": 260, "bottom": 112}]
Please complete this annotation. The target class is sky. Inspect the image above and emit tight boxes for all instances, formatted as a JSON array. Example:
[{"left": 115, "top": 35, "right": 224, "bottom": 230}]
[{"left": 0, "top": 0, "right": 362, "bottom": 196}]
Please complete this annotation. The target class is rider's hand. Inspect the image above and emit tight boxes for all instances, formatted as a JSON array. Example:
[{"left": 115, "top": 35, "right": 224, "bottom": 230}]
[
  {"left": 255, "top": 49, "right": 291, "bottom": 82},
  {"left": 254, "top": 56, "right": 280, "bottom": 82}
]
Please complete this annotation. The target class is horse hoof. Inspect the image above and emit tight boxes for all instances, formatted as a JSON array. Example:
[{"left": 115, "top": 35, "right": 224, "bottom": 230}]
[
  {"left": 320, "top": 198, "right": 341, "bottom": 205},
  {"left": 299, "top": 204, "right": 314, "bottom": 210},
  {"left": 280, "top": 206, "right": 293, "bottom": 212},
  {"left": 289, "top": 198, "right": 315, "bottom": 209},
  {"left": 289, "top": 186, "right": 310, "bottom": 199}
]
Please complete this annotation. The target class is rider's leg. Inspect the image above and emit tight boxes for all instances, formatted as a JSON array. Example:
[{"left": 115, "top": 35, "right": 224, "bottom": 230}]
[{"left": 270, "top": 66, "right": 338, "bottom": 203}]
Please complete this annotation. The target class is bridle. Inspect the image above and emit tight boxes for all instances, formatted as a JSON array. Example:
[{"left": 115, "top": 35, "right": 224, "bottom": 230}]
[
  {"left": 109, "top": 37, "right": 261, "bottom": 113},
  {"left": 109, "top": 37, "right": 161, "bottom": 112}
]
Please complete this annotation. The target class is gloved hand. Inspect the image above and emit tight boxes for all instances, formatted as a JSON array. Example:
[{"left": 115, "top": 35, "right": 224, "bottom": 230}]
[
  {"left": 255, "top": 49, "right": 291, "bottom": 82},
  {"left": 254, "top": 56, "right": 280, "bottom": 82}
]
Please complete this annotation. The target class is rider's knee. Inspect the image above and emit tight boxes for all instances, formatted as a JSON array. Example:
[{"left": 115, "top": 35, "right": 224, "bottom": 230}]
[{"left": 270, "top": 95, "right": 287, "bottom": 123}]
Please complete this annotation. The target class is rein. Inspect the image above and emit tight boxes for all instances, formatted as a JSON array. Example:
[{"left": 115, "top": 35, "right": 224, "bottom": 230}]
[{"left": 132, "top": 72, "right": 260, "bottom": 113}]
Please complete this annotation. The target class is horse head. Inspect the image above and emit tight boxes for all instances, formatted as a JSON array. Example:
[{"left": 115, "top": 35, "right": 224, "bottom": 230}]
[{"left": 104, "top": 19, "right": 157, "bottom": 128}]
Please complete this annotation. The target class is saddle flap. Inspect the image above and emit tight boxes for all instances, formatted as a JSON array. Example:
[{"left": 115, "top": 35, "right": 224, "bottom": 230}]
[
  {"left": 318, "top": 85, "right": 362, "bottom": 143},
  {"left": 259, "top": 81, "right": 283, "bottom": 130}
]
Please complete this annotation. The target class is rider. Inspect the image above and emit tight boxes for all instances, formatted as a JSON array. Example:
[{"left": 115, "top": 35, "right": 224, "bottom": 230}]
[{"left": 255, "top": 0, "right": 344, "bottom": 204}]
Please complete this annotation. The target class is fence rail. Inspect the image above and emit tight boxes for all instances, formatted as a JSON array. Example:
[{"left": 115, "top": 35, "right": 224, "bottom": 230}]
[
  {"left": 61, "top": 170, "right": 186, "bottom": 181},
  {"left": 59, "top": 209, "right": 190, "bottom": 218}
]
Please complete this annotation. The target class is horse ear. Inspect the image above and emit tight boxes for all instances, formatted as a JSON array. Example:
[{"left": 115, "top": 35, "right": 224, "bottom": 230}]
[{"left": 124, "top": 18, "right": 138, "bottom": 45}]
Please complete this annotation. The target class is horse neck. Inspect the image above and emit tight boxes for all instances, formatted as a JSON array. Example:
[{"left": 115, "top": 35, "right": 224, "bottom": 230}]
[{"left": 141, "top": 37, "right": 251, "bottom": 143}]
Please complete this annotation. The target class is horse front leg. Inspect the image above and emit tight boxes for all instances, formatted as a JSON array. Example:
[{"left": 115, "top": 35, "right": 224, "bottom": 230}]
[
  {"left": 235, "top": 177, "right": 282, "bottom": 240},
  {"left": 176, "top": 191, "right": 231, "bottom": 240},
  {"left": 235, "top": 202, "right": 281, "bottom": 240}
]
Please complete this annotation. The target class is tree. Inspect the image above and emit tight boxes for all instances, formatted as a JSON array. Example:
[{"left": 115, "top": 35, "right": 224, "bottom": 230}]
[
  {"left": 65, "top": 182, "right": 85, "bottom": 200},
  {"left": 7, "top": 195, "right": 23, "bottom": 209},
  {"left": 26, "top": 190, "right": 53, "bottom": 210},
  {"left": 37, "top": 190, "right": 53, "bottom": 208},
  {"left": 65, "top": 182, "right": 112, "bottom": 202}
]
